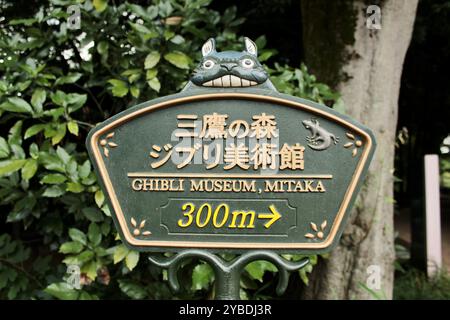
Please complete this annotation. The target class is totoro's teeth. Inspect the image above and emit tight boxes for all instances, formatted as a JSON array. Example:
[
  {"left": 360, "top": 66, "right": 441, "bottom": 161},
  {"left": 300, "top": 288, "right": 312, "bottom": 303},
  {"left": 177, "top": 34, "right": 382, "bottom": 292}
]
[
  {"left": 221, "top": 75, "right": 231, "bottom": 87},
  {"left": 204, "top": 76, "right": 257, "bottom": 87},
  {"left": 230, "top": 75, "right": 241, "bottom": 87},
  {"left": 213, "top": 78, "right": 222, "bottom": 87}
]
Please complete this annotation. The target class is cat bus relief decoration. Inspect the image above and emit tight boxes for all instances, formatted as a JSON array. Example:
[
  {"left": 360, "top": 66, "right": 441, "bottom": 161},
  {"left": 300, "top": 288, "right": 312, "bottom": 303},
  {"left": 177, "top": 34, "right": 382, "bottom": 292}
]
[{"left": 87, "top": 37, "right": 376, "bottom": 254}]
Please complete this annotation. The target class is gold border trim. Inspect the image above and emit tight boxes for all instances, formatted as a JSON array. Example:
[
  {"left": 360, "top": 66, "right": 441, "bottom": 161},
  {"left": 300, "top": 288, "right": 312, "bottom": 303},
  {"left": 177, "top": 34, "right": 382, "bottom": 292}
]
[
  {"left": 90, "top": 93, "right": 373, "bottom": 249},
  {"left": 127, "top": 173, "right": 333, "bottom": 179}
]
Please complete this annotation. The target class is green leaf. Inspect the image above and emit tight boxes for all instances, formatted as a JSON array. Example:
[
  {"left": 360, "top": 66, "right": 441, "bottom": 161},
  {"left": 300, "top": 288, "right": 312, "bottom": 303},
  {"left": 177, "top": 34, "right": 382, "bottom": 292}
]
[
  {"left": 10, "top": 18, "right": 37, "bottom": 26},
  {"left": 67, "top": 121, "right": 79, "bottom": 136},
  {"left": 0, "top": 137, "right": 10, "bottom": 159},
  {"left": 118, "top": 280, "right": 147, "bottom": 299},
  {"left": 50, "top": 91, "right": 86, "bottom": 112},
  {"left": 94, "top": 190, "right": 105, "bottom": 208},
  {"left": 164, "top": 51, "right": 191, "bottom": 69},
  {"left": 9, "top": 97, "right": 33, "bottom": 113},
  {"left": 129, "top": 22, "right": 151, "bottom": 34},
  {"left": 170, "top": 35, "right": 185, "bottom": 44},
  {"left": 31, "top": 88, "right": 46, "bottom": 114},
  {"left": 146, "top": 69, "right": 158, "bottom": 80},
  {"left": 8, "top": 121, "right": 23, "bottom": 146},
  {"left": 24, "top": 124, "right": 46, "bottom": 139},
  {"left": 50, "top": 90, "right": 67, "bottom": 107},
  {"left": 43, "top": 107, "right": 65, "bottom": 120},
  {"left": 59, "top": 241, "right": 84, "bottom": 254},
  {"left": 82, "top": 207, "right": 103, "bottom": 222},
  {"left": 29, "top": 143, "right": 39, "bottom": 159},
  {"left": 163, "top": 29, "right": 175, "bottom": 40},
  {"left": 144, "top": 51, "right": 160, "bottom": 69},
  {"left": 258, "top": 50, "right": 276, "bottom": 62},
  {"left": 245, "top": 261, "right": 277, "bottom": 282},
  {"left": 55, "top": 147, "right": 70, "bottom": 165},
  {"left": 0, "top": 97, "right": 33, "bottom": 114},
  {"left": 42, "top": 185, "right": 65, "bottom": 197},
  {"left": 55, "top": 73, "right": 82, "bottom": 86},
  {"left": 21, "top": 159, "right": 38, "bottom": 180},
  {"left": 67, "top": 93, "right": 87, "bottom": 113},
  {"left": 192, "top": 263, "right": 214, "bottom": 291},
  {"left": 130, "top": 86, "right": 140, "bottom": 98},
  {"left": 69, "top": 228, "right": 87, "bottom": 245},
  {"left": 81, "top": 260, "right": 97, "bottom": 280},
  {"left": 101, "top": 204, "right": 111, "bottom": 217},
  {"left": 79, "top": 160, "right": 91, "bottom": 179},
  {"left": 332, "top": 97, "right": 346, "bottom": 114},
  {"left": 0, "top": 159, "right": 27, "bottom": 176},
  {"left": 79, "top": 291, "right": 98, "bottom": 300},
  {"left": 108, "top": 79, "right": 128, "bottom": 97},
  {"left": 39, "top": 152, "right": 64, "bottom": 172},
  {"left": 147, "top": 77, "right": 161, "bottom": 92},
  {"left": 299, "top": 262, "right": 313, "bottom": 285},
  {"left": 41, "top": 173, "right": 67, "bottom": 184},
  {"left": 88, "top": 223, "right": 102, "bottom": 247},
  {"left": 45, "top": 283, "right": 79, "bottom": 300},
  {"left": 113, "top": 244, "right": 129, "bottom": 264},
  {"left": 52, "top": 123, "right": 67, "bottom": 145},
  {"left": 125, "top": 251, "right": 139, "bottom": 271},
  {"left": 127, "top": 4, "right": 148, "bottom": 19},
  {"left": 66, "top": 182, "right": 85, "bottom": 193},
  {"left": 93, "top": 0, "right": 108, "bottom": 12},
  {"left": 0, "top": 80, "right": 8, "bottom": 92},
  {"left": 75, "top": 250, "right": 95, "bottom": 264},
  {"left": 97, "top": 41, "right": 109, "bottom": 55}
]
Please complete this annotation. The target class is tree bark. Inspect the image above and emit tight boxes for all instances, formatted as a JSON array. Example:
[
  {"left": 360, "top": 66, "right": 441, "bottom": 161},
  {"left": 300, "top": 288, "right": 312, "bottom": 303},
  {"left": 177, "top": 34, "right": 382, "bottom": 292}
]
[{"left": 301, "top": 0, "right": 418, "bottom": 299}]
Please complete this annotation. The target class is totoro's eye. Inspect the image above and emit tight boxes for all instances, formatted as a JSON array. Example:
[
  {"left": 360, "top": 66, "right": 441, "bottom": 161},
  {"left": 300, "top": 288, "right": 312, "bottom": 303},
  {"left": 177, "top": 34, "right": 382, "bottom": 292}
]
[
  {"left": 202, "top": 60, "right": 215, "bottom": 69},
  {"left": 241, "top": 58, "right": 254, "bottom": 69}
]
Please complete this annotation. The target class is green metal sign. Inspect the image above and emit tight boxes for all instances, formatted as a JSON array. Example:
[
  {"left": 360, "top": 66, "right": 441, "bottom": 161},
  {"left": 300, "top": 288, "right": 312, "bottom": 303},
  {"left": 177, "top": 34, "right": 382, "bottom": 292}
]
[{"left": 87, "top": 38, "right": 376, "bottom": 254}]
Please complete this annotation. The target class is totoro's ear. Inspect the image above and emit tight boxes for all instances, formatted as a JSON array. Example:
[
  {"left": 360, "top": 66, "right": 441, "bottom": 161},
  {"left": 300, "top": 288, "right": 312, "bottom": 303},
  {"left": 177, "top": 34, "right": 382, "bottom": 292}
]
[
  {"left": 244, "top": 37, "right": 257, "bottom": 56},
  {"left": 201, "top": 38, "right": 216, "bottom": 57}
]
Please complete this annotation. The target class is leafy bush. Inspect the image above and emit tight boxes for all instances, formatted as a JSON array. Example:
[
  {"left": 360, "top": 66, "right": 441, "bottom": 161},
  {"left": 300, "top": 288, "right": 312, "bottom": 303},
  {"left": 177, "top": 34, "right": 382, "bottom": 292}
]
[
  {"left": 394, "top": 268, "right": 450, "bottom": 300},
  {"left": 0, "top": 0, "right": 339, "bottom": 299}
]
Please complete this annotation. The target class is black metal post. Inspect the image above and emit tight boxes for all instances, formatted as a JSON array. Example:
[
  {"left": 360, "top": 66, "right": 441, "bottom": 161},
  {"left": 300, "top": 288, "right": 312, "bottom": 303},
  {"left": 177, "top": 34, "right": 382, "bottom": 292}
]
[{"left": 149, "top": 250, "right": 310, "bottom": 300}]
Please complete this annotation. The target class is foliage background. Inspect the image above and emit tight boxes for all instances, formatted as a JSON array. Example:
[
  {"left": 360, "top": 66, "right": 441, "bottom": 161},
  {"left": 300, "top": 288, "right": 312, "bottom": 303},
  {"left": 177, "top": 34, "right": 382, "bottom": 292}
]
[{"left": 0, "top": 0, "right": 342, "bottom": 300}]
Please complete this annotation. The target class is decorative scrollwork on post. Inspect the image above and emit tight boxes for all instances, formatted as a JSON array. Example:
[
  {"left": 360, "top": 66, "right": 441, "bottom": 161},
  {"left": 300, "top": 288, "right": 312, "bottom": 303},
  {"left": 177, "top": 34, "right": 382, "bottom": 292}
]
[{"left": 148, "top": 250, "right": 309, "bottom": 300}]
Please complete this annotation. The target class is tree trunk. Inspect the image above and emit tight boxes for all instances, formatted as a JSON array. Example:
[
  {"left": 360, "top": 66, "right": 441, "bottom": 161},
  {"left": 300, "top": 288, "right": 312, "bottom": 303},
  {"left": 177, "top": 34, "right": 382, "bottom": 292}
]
[{"left": 300, "top": 0, "right": 418, "bottom": 299}]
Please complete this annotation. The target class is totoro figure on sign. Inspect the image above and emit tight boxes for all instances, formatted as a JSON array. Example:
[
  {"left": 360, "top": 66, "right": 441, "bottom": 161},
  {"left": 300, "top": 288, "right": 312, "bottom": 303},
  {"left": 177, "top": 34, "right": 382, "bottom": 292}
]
[{"left": 184, "top": 37, "right": 277, "bottom": 91}]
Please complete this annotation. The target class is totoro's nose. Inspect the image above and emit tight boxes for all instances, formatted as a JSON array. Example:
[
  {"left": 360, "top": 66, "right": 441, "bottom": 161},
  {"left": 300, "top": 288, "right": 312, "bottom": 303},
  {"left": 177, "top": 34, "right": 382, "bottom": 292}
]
[{"left": 221, "top": 63, "right": 237, "bottom": 71}]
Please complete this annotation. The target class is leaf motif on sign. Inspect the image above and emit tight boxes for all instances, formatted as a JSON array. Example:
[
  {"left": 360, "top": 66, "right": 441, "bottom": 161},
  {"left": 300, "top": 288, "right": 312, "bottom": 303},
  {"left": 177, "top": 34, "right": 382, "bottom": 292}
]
[
  {"left": 100, "top": 132, "right": 117, "bottom": 158},
  {"left": 305, "top": 220, "right": 328, "bottom": 240},
  {"left": 344, "top": 132, "right": 363, "bottom": 157},
  {"left": 130, "top": 217, "right": 151, "bottom": 237},
  {"left": 346, "top": 133, "right": 355, "bottom": 140},
  {"left": 344, "top": 142, "right": 353, "bottom": 148}
]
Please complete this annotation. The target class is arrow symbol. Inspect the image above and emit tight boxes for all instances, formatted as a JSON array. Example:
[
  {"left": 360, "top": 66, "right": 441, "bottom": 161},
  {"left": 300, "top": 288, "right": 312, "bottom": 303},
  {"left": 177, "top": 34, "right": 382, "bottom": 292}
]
[{"left": 258, "top": 205, "right": 282, "bottom": 229}]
